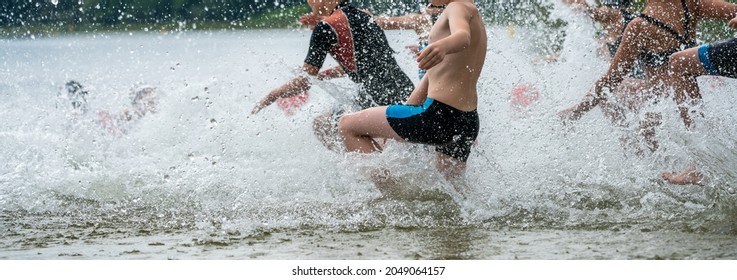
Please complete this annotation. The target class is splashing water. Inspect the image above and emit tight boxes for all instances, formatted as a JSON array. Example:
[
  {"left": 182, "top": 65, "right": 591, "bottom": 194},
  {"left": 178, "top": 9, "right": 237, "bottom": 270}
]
[{"left": 2, "top": 10, "right": 737, "bottom": 259}]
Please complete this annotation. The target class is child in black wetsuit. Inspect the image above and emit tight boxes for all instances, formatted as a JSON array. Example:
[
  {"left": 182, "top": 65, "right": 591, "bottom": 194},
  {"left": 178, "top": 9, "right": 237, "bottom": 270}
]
[{"left": 252, "top": 0, "right": 414, "bottom": 152}]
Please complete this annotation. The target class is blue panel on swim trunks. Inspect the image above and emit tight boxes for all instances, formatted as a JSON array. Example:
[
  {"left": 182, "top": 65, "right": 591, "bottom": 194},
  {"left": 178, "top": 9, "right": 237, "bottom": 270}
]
[
  {"left": 698, "top": 44, "right": 719, "bottom": 76},
  {"left": 386, "top": 98, "right": 434, "bottom": 119}
]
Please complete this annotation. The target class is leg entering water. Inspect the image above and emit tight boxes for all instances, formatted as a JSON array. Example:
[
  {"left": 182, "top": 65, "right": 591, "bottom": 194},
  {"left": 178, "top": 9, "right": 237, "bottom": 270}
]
[
  {"left": 435, "top": 153, "right": 470, "bottom": 198},
  {"left": 312, "top": 112, "right": 343, "bottom": 153},
  {"left": 369, "top": 169, "right": 402, "bottom": 197},
  {"left": 640, "top": 112, "right": 662, "bottom": 153}
]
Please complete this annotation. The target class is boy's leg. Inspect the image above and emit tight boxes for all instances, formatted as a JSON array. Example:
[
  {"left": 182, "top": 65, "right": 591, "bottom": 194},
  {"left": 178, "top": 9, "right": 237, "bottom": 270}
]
[
  {"left": 639, "top": 112, "right": 662, "bottom": 153},
  {"left": 434, "top": 152, "right": 471, "bottom": 197},
  {"left": 338, "top": 106, "right": 404, "bottom": 153},
  {"left": 339, "top": 106, "right": 408, "bottom": 197},
  {"left": 669, "top": 47, "right": 708, "bottom": 129},
  {"left": 434, "top": 152, "right": 466, "bottom": 179},
  {"left": 669, "top": 47, "right": 708, "bottom": 98},
  {"left": 313, "top": 112, "right": 343, "bottom": 152}
]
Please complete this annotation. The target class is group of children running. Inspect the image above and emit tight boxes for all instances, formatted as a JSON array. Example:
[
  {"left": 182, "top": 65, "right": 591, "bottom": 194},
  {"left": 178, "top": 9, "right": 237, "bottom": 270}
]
[
  {"left": 561, "top": 0, "right": 737, "bottom": 185},
  {"left": 251, "top": 0, "right": 737, "bottom": 194}
]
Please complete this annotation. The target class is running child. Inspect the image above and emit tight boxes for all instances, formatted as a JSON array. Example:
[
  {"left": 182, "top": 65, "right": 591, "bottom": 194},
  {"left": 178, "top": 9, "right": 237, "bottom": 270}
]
[
  {"left": 252, "top": 0, "right": 414, "bottom": 152},
  {"left": 338, "top": 0, "right": 487, "bottom": 195}
]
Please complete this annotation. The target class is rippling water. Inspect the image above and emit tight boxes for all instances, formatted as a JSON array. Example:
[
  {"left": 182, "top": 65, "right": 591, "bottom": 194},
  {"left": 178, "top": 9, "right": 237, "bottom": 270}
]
[{"left": 2, "top": 8, "right": 737, "bottom": 259}]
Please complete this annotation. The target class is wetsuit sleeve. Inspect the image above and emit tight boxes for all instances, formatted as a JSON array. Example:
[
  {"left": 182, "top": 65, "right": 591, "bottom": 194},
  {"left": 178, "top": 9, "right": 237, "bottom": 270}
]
[{"left": 304, "top": 22, "right": 337, "bottom": 69}]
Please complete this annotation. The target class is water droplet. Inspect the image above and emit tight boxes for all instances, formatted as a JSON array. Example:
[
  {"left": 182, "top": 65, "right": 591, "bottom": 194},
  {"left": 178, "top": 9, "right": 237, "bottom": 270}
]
[
  {"left": 728, "top": 187, "right": 735, "bottom": 195},
  {"left": 51, "top": 0, "right": 58, "bottom": 5},
  {"left": 191, "top": 96, "right": 199, "bottom": 102}
]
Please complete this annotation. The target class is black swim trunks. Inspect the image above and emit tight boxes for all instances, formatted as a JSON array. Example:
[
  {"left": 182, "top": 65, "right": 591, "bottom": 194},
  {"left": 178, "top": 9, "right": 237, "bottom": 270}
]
[
  {"left": 698, "top": 38, "right": 737, "bottom": 79},
  {"left": 304, "top": 2, "right": 414, "bottom": 109},
  {"left": 386, "top": 98, "right": 479, "bottom": 162}
]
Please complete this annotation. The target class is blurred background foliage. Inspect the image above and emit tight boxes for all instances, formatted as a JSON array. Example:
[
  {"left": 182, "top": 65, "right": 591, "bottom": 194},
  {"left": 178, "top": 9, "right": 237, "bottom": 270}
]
[{"left": 0, "top": 0, "right": 734, "bottom": 43}]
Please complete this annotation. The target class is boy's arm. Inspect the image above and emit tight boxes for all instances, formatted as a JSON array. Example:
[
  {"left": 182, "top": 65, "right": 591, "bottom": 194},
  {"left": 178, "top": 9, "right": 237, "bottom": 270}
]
[
  {"left": 374, "top": 13, "right": 425, "bottom": 33},
  {"left": 416, "top": 3, "right": 472, "bottom": 70},
  {"left": 317, "top": 65, "right": 345, "bottom": 80},
  {"left": 594, "top": 19, "right": 644, "bottom": 98},
  {"left": 730, "top": 16, "right": 737, "bottom": 28},
  {"left": 251, "top": 64, "right": 344, "bottom": 114},
  {"left": 252, "top": 20, "right": 341, "bottom": 115},
  {"left": 589, "top": 6, "right": 620, "bottom": 25},
  {"left": 251, "top": 64, "right": 319, "bottom": 114},
  {"left": 699, "top": 0, "right": 737, "bottom": 21},
  {"left": 299, "top": 13, "right": 325, "bottom": 29}
]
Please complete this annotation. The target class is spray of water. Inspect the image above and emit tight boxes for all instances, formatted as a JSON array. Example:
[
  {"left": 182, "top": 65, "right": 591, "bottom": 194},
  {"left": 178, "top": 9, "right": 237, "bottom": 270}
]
[{"left": 2, "top": 6, "right": 737, "bottom": 239}]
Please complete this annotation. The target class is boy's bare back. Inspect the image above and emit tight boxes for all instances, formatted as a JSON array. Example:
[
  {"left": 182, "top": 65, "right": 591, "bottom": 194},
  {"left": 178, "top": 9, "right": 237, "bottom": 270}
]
[{"left": 423, "top": 0, "right": 487, "bottom": 112}]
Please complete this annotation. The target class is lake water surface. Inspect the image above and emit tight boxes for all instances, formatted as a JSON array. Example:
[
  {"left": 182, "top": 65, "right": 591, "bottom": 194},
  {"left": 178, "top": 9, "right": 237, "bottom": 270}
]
[{"left": 2, "top": 16, "right": 737, "bottom": 260}]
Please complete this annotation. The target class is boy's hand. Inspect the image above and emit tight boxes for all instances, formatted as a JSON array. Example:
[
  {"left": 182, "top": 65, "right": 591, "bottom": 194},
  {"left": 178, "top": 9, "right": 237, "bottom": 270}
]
[
  {"left": 729, "top": 17, "right": 737, "bottom": 29},
  {"left": 251, "top": 99, "right": 270, "bottom": 115},
  {"left": 416, "top": 43, "right": 446, "bottom": 70}
]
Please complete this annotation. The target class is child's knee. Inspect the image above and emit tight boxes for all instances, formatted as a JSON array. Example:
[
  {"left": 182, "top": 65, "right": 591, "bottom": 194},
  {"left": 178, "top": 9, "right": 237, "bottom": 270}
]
[
  {"left": 668, "top": 51, "right": 690, "bottom": 71},
  {"left": 337, "top": 114, "right": 352, "bottom": 135}
]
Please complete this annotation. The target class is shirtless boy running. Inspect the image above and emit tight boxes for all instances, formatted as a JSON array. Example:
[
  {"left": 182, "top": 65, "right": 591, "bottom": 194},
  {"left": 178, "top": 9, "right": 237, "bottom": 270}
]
[{"left": 338, "top": 0, "right": 487, "bottom": 195}]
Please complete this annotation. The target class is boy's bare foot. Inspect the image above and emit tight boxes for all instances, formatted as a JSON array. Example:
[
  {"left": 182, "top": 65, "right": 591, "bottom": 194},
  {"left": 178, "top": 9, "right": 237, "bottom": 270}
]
[
  {"left": 370, "top": 169, "right": 401, "bottom": 197},
  {"left": 661, "top": 165, "right": 704, "bottom": 185}
]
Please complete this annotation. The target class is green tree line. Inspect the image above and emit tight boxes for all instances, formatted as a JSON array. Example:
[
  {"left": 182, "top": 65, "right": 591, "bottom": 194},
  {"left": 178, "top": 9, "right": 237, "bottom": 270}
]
[
  {"left": 2, "top": 0, "right": 733, "bottom": 43},
  {"left": 0, "top": 0, "right": 308, "bottom": 25},
  {"left": 0, "top": 0, "right": 534, "bottom": 27}
]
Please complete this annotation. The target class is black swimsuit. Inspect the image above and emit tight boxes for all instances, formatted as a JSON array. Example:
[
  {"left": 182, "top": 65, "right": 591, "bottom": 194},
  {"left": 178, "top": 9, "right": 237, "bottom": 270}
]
[
  {"left": 304, "top": 2, "right": 414, "bottom": 109},
  {"left": 637, "top": 0, "right": 696, "bottom": 67}
]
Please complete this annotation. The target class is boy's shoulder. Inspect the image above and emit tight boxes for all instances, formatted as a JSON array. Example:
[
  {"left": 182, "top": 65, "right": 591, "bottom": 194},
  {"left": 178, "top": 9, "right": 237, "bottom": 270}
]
[
  {"left": 444, "top": 1, "right": 480, "bottom": 19},
  {"left": 322, "top": 4, "right": 369, "bottom": 23},
  {"left": 447, "top": 1, "right": 479, "bottom": 10}
]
